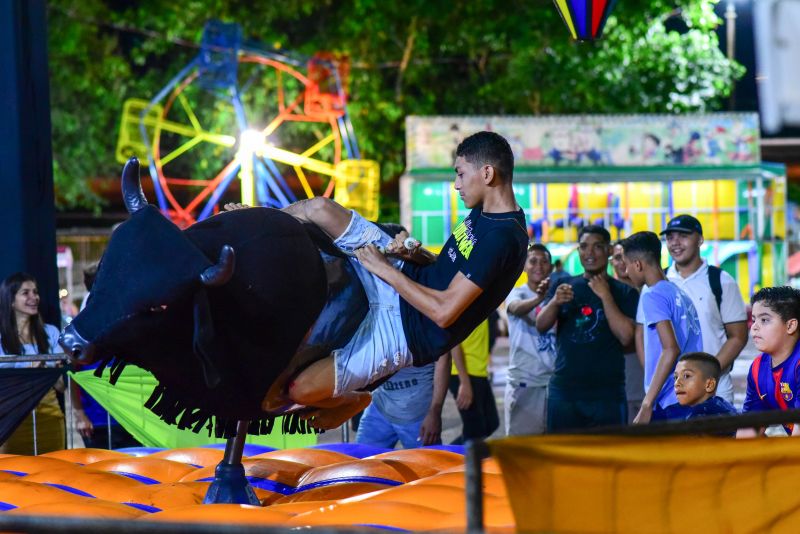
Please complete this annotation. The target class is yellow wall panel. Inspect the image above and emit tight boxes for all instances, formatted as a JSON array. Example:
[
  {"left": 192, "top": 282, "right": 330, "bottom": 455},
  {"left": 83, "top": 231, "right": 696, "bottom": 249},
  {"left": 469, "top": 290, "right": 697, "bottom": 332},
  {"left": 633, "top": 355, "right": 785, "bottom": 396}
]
[{"left": 736, "top": 255, "right": 750, "bottom": 297}]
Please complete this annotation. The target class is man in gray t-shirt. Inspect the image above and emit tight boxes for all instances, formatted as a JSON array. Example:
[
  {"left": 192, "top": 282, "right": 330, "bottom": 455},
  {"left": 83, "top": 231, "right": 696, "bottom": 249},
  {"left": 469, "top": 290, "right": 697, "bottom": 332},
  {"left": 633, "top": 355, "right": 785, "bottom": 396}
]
[{"left": 504, "top": 244, "right": 557, "bottom": 435}]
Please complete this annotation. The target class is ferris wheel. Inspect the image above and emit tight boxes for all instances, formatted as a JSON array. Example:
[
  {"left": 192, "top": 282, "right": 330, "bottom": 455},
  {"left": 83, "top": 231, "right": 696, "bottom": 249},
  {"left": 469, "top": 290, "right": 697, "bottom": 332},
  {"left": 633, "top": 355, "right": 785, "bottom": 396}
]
[{"left": 116, "top": 20, "right": 379, "bottom": 228}]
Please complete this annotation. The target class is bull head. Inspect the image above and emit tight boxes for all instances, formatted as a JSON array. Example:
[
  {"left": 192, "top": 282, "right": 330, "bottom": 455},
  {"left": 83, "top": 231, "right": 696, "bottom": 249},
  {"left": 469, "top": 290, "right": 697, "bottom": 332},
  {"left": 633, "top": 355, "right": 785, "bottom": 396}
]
[{"left": 60, "top": 157, "right": 234, "bottom": 388}]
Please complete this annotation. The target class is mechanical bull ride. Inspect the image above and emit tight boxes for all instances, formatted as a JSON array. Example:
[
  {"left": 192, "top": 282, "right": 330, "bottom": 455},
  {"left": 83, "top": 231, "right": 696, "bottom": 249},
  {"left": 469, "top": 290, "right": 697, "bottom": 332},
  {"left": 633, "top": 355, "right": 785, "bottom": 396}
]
[{"left": 59, "top": 157, "right": 372, "bottom": 504}]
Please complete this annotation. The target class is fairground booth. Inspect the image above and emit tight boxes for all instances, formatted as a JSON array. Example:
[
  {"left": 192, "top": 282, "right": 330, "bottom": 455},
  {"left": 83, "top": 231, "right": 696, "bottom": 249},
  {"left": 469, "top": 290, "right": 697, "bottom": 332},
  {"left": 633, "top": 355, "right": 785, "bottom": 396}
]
[{"left": 401, "top": 113, "right": 788, "bottom": 296}]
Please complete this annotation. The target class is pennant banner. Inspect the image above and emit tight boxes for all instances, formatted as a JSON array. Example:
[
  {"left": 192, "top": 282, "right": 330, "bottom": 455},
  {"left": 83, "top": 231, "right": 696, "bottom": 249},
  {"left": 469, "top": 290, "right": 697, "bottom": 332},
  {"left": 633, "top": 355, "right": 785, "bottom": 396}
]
[{"left": 70, "top": 366, "right": 317, "bottom": 450}]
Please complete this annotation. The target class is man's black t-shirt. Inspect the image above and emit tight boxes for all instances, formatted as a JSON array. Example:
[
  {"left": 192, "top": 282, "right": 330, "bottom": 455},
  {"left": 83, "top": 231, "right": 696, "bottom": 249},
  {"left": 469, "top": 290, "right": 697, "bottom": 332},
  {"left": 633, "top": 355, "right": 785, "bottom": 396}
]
[
  {"left": 400, "top": 207, "right": 528, "bottom": 366},
  {"left": 545, "top": 275, "right": 639, "bottom": 401}
]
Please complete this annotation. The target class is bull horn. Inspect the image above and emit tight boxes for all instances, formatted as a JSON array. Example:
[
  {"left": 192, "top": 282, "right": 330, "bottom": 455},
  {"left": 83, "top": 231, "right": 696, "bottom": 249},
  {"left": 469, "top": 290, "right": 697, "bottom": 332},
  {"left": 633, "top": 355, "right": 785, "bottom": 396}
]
[
  {"left": 200, "top": 245, "right": 236, "bottom": 287},
  {"left": 122, "top": 157, "right": 148, "bottom": 214}
]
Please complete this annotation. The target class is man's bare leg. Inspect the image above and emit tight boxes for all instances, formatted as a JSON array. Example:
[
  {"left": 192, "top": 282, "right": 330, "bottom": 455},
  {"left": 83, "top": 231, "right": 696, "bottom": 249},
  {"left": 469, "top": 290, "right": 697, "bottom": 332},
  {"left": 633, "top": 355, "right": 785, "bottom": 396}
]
[
  {"left": 286, "top": 355, "right": 372, "bottom": 430},
  {"left": 300, "top": 392, "right": 372, "bottom": 430},
  {"left": 225, "top": 197, "right": 352, "bottom": 241},
  {"left": 281, "top": 197, "right": 352, "bottom": 241}
]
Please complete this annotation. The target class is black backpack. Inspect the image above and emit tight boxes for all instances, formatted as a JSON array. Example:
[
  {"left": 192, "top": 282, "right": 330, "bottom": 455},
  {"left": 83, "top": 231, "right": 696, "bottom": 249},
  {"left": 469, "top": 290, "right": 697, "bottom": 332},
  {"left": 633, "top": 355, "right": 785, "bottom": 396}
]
[{"left": 707, "top": 265, "right": 723, "bottom": 312}]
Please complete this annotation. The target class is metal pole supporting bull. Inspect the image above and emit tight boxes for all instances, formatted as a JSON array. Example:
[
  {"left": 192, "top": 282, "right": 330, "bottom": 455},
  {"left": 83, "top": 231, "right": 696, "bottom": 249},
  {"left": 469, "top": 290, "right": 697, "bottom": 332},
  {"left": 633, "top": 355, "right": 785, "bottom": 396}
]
[{"left": 203, "top": 419, "right": 260, "bottom": 505}]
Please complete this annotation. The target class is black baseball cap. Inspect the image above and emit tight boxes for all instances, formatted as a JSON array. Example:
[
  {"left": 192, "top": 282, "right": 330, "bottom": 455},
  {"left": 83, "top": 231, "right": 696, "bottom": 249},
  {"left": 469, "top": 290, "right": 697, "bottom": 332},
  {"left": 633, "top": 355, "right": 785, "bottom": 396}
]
[{"left": 660, "top": 214, "right": 703, "bottom": 236}]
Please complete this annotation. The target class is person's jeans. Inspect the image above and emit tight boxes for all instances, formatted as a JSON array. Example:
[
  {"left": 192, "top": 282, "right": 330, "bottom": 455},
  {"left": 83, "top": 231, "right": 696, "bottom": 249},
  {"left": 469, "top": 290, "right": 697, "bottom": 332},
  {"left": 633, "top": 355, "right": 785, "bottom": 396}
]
[{"left": 355, "top": 402, "right": 428, "bottom": 449}]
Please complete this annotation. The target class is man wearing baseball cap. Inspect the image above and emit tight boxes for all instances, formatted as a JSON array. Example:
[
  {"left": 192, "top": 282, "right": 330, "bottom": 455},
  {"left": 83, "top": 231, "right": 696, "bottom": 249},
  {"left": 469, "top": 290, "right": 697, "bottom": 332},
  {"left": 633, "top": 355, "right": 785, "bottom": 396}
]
[{"left": 658, "top": 214, "right": 748, "bottom": 403}]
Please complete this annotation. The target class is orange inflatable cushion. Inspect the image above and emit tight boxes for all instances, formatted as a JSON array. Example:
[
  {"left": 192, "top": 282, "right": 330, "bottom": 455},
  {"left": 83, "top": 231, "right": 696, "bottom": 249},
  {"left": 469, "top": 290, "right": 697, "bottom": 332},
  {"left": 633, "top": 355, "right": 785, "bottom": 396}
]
[
  {"left": 272, "top": 482, "right": 389, "bottom": 504},
  {"left": 0, "top": 479, "right": 92, "bottom": 507},
  {"left": 91, "top": 457, "right": 198, "bottom": 484},
  {"left": 251, "top": 448, "right": 354, "bottom": 468},
  {"left": 41, "top": 448, "right": 131, "bottom": 465},
  {"left": 408, "top": 471, "right": 508, "bottom": 497},
  {"left": 149, "top": 447, "right": 224, "bottom": 467},
  {"left": 297, "top": 459, "right": 406, "bottom": 489},
  {"left": 122, "top": 482, "right": 210, "bottom": 510},
  {"left": 23, "top": 466, "right": 145, "bottom": 502},
  {"left": 8, "top": 499, "right": 145, "bottom": 519},
  {"left": 0, "top": 455, "right": 78, "bottom": 475},
  {"left": 288, "top": 500, "right": 463, "bottom": 530},
  {"left": 367, "top": 449, "right": 464, "bottom": 472}
]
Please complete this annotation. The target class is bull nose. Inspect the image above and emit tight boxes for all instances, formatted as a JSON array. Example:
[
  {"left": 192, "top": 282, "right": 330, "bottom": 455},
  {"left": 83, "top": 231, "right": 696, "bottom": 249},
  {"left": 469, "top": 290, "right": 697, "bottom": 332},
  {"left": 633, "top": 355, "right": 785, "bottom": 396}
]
[{"left": 59, "top": 325, "right": 96, "bottom": 364}]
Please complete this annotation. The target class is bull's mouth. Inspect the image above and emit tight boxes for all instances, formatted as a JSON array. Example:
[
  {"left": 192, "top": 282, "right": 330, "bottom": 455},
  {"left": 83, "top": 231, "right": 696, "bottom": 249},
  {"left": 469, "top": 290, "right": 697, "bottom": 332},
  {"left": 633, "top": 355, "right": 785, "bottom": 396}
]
[{"left": 58, "top": 325, "right": 97, "bottom": 365}]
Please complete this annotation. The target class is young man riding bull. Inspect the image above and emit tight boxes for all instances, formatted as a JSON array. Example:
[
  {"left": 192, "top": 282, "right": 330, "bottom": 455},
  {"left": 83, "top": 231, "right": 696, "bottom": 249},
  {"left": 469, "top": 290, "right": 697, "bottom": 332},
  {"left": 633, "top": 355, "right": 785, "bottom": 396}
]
[{"left": 233, "top": 131, "right": 528, "bottom": 429}]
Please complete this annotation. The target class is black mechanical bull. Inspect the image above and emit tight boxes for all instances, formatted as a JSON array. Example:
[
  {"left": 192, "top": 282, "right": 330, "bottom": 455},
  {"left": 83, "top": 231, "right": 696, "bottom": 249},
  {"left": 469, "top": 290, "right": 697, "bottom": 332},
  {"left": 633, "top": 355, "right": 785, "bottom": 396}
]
[{"left": 60, "top": 158, "right": 368, "bottom": 437}]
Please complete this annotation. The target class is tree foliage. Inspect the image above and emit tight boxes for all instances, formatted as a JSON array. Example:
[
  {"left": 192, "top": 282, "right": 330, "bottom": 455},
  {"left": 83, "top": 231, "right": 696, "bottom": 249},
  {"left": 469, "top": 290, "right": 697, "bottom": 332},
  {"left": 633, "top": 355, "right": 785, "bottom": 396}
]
[{"left": 47, "top": 0, "right": 743, "bottom": 219}]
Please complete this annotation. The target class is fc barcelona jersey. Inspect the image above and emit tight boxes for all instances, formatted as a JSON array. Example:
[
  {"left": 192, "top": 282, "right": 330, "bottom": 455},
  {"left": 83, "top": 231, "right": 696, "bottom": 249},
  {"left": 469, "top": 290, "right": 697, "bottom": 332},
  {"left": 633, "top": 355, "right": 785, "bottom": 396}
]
[{"left": 743, "top": 341, "right": 800, "bottom": 434}]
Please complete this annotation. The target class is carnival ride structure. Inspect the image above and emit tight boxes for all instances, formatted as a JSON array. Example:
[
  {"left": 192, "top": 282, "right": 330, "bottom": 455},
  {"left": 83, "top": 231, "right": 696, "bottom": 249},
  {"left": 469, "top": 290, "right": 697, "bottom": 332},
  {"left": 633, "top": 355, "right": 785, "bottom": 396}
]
[{"left": 115, "top": 20, "right": 379, "bottom": 228}]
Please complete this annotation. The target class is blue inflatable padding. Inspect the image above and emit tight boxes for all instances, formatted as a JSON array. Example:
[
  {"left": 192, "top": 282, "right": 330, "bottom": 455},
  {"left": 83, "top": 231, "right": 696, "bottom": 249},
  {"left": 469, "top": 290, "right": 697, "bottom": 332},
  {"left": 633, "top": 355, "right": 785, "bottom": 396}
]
[
  {"left": 114, "top": 447, "right": 165, "bottom": 457},
  {"left": 199, "top": 443, "right": 277, "bottom": 457},
  {"left": 422, "top": 444, "right": 465, "bottom": 455},
  {"left": 311, "top": 443, "right": 391, "bottom": 458},
  {"left": 42, "top": 483, "right": 95, "bottom": 498},
  {"left": 0, "top": 470, "right": 25, "bottom": 477},
  {"left": 0, "top": 502, "right": 17, "bottom": 511},
  {"left": 356, "top": 524, "right": 410, "bottom": 532},
  {"left": 123, "top": 502, "right": 161, "bottom": 513},
  {"left": 113, "top": 471, "right": 161, "bottom": 485},
  {"left": 294, "top": 476, "right": 402, "bottom": 493}
]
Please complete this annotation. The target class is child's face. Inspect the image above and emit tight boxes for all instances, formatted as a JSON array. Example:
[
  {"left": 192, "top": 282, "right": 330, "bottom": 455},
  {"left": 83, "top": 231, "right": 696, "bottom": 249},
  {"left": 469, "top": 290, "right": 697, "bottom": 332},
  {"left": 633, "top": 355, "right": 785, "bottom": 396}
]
[
  {"left": 750, "top": 302, "right": 797, "bottom": 354},
  {"left": 673, "top": 361, "right": 715, "bottom": 406},
  {"left": 525, "top": 250, "right": 553, "bottom": 285}
]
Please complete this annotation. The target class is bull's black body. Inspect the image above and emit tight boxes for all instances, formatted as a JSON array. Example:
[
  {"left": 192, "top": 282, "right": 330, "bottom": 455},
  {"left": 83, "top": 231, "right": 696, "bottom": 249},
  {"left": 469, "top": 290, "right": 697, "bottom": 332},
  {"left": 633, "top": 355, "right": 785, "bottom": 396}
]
[{"left": 62, "top": 159, "right": 369, "bottom": 437}]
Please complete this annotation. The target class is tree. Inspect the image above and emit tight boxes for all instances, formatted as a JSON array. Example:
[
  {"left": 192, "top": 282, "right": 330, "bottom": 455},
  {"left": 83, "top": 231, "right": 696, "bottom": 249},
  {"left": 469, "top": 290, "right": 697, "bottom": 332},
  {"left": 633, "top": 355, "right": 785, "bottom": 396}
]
[{"left": 47, "top": 0, "right": 742, "bottom": 220}]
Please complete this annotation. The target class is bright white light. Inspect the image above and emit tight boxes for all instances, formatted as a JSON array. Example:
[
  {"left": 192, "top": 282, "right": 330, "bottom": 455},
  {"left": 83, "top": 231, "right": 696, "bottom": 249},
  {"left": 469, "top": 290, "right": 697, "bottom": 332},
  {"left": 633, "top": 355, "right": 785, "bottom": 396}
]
[{"left": 239, "top": 129, "right": 264, "bottom": 155}]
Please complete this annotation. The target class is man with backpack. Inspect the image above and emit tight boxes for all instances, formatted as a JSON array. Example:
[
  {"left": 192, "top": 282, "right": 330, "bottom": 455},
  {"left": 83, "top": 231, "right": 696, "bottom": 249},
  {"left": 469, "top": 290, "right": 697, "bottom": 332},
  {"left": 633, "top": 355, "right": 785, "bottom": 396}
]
[{"left": 661, "top": 214, "right": 748, "bottom": 403}]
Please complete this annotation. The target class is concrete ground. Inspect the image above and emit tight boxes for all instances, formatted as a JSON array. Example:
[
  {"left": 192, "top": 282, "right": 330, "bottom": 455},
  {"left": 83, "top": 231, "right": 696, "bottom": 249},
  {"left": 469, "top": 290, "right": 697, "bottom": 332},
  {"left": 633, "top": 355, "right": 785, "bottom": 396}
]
[{"left": 321, "top": 336, "right": 758, "bottom": 446}]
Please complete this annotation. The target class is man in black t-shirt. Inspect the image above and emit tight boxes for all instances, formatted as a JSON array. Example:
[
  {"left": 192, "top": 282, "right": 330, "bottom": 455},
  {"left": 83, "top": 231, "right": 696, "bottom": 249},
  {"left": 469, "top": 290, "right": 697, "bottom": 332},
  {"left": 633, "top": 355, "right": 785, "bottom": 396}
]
[
  {"left": 277, "top": 131, "right": 528, "bottom": 430},
  {"left": 536, "top": 225, "right": 639, "bottom": 431}
]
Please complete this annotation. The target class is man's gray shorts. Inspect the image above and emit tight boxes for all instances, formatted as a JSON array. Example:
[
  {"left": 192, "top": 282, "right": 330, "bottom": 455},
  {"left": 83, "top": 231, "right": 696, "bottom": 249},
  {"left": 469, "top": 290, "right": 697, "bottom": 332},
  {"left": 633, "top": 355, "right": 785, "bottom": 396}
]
[
  {"left": 504, "top": 382, "right": 548, "bottom": 436},
  {"left": 331, "top": 210, "right": 414, "bottom": 396}
]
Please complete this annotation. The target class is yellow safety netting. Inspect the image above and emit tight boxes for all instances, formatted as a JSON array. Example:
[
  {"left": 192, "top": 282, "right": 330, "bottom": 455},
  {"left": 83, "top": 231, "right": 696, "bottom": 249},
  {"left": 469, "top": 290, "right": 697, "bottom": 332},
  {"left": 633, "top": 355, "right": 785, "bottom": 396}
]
[{"left": 489, "top": 434, "right": 800, "bottom": 534}]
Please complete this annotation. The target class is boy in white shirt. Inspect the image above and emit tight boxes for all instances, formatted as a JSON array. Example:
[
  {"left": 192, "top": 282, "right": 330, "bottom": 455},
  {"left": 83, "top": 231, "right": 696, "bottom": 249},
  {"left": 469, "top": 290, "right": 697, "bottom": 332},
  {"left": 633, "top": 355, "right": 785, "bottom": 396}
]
[{"left": 504, "top": 244, "right": 557, "bottom": 435}]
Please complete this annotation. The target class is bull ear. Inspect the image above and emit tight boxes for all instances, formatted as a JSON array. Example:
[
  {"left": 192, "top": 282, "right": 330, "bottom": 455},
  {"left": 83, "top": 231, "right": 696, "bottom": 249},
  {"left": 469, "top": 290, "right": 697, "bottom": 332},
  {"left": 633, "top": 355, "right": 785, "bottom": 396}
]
[
  {"left": 122, "top": 157, "right": 148, "bottom": 214},
  {"left": 200, "top": 245, "right": 235, "bottom": 287}
]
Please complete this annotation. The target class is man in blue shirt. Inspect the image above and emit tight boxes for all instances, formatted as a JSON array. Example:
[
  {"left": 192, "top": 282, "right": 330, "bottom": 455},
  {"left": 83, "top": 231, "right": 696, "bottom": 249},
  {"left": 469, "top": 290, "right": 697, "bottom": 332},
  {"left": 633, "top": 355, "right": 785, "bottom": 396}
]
[
  {"left": 621, "top": 231, "right": 702, "bottom": 424},
  {"left": 536, "top": 225, "right": 639, "bottom": 431},
  {"left": 278, "top": 131, "right": 528, "bottom": 430}
]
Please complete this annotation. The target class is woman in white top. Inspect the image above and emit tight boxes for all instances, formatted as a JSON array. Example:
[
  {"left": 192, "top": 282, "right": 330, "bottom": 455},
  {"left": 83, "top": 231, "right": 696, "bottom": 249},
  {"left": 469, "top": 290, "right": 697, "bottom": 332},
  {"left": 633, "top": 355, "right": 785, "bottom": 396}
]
[{"left": 0, "top": 272, "right": 66, "bottom": 454}]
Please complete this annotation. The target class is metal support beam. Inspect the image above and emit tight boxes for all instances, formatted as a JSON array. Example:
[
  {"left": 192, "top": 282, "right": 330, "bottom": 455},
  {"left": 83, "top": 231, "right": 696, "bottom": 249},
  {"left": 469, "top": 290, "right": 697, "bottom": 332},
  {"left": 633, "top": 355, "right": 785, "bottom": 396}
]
[{"left": 465, "top": 439, "right": 490, "bottom": 533}]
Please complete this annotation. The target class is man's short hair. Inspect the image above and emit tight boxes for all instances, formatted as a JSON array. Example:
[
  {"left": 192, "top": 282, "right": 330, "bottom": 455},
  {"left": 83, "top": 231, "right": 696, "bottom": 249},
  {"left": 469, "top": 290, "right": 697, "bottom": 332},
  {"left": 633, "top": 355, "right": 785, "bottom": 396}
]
[
  {"left": 527, "top": 243, "right": 552, "bottom": 263},
  {"left": 678, "top": 352, "right": 722, "bottom": 382},
  {"left": 578, "top": 225, "right": 611, "bottom": 244},
  {"left": 621, "top": 231, "right": 661, "bottom": 265},
  {"left": 455, "top": 131, "right": 514, "bottom": 182},
  {"left": 752, "top": 286, "right": 800, "bottom": 323}
]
